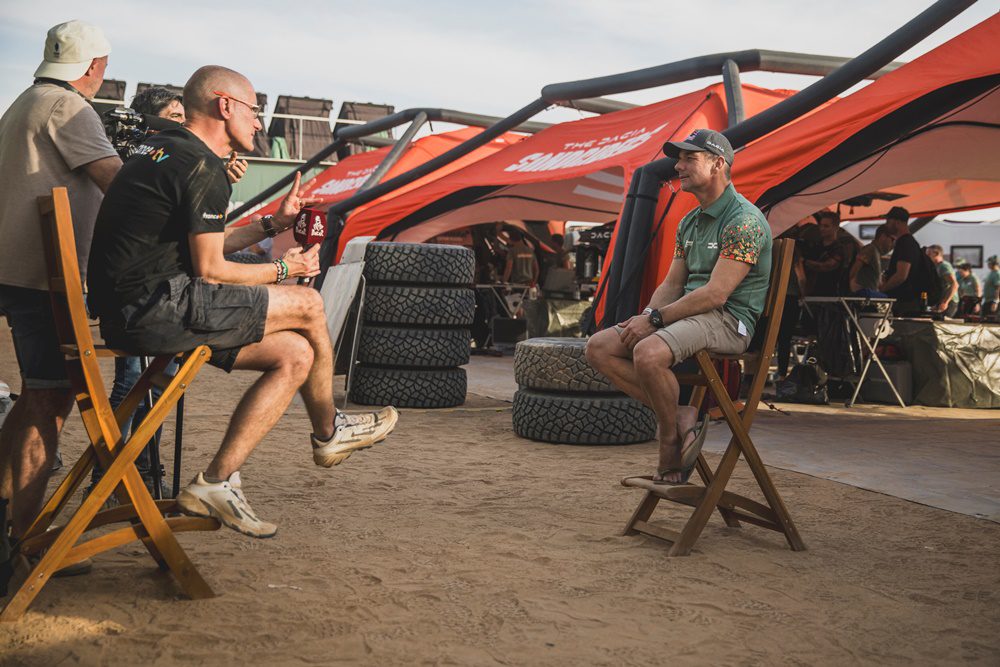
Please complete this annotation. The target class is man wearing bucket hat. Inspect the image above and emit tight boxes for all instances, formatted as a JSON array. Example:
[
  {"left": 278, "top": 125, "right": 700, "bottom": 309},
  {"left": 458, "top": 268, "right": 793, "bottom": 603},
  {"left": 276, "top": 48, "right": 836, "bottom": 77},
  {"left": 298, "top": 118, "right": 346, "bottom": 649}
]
[
  {"left": 587, "top": 129, "right": 771, "bottom": 484},
  {"left": 0, "top": 21, "right": 122, "bottom": 570}
]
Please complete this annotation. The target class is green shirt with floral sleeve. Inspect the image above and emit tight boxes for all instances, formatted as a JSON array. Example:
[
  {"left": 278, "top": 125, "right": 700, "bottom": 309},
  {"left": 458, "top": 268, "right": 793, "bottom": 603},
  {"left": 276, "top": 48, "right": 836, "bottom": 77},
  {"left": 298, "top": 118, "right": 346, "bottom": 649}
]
[{"left": 673, "top": 183, "right": 772, "bottom": 338}]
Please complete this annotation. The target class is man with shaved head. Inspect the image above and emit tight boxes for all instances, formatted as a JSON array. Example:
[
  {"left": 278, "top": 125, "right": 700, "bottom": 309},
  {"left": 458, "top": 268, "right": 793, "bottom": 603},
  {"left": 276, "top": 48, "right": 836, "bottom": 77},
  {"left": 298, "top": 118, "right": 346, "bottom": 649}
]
[{"left": 87, "top": 66, "right": 397, "bottom": 539}]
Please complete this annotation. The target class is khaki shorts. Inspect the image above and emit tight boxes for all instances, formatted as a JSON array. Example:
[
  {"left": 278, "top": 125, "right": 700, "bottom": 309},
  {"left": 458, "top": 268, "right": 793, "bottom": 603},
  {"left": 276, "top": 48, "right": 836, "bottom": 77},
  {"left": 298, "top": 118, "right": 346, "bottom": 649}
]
[{"left": 617, "top": 308, "right": 750, "bottom": 363}]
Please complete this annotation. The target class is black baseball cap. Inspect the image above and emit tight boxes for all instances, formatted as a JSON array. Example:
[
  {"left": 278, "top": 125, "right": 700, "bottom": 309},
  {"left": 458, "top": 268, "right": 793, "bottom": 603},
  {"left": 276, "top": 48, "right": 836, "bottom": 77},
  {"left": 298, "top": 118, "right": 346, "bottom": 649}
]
[{"left": 663, "top": 129, "right": 734, "bottom": 165}]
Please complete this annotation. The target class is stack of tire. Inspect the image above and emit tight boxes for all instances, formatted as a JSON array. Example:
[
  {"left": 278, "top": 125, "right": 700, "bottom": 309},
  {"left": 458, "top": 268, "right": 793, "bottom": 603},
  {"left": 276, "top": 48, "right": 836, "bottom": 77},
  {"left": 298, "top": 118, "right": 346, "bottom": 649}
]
[
  {"left": 348, "top": 242, "right": 475, "bottom": 409},
  {"left": 512, "top": 338, "right": 657, "bottom": 445}
]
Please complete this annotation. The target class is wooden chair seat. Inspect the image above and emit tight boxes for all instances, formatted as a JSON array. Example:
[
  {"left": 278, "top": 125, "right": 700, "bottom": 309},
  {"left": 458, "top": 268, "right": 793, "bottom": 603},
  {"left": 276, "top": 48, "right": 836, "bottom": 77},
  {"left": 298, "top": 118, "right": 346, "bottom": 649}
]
[
  {"left": 620, "top": 238, "right": 805, "bottom": 556},
  {"left": 1, "top": 188, "right": 220, "bottom": 622}
]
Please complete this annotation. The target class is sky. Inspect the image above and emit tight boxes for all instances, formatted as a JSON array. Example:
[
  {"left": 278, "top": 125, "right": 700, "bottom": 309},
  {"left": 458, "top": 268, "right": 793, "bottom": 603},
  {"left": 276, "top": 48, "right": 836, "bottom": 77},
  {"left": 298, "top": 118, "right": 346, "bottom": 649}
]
[{"left": 2, "top": 0, "right": 996, "bottom": 129}]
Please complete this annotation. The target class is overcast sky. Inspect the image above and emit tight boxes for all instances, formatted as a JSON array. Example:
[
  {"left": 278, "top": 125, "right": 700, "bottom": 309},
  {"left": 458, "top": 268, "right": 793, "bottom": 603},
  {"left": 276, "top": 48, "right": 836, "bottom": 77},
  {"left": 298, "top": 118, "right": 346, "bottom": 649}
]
[{"left": 2, "top": 1, "right": 996, "bottom": 126}]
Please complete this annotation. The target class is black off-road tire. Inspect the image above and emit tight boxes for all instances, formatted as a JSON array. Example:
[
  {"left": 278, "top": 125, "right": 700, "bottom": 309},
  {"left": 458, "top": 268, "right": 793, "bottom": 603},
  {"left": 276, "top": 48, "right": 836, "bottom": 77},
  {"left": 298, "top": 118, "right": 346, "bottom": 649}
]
[
  {"left": 512, "top": 389, "right": 656, "bottom": 445},
  {"left": 357, "top": 326, "right": 471, "bottom": 368},
  {"left": 514, "top": 337, "right": 618, "bottom": 393},
  {"left": 349, "top": 366, "right": 467, "bottom": 408},
  {"left": 363, "top": 285, "right": 475, "bottom": 326},
  {"left": 364, "top": 242, "right": 474, "bottom": 286}
]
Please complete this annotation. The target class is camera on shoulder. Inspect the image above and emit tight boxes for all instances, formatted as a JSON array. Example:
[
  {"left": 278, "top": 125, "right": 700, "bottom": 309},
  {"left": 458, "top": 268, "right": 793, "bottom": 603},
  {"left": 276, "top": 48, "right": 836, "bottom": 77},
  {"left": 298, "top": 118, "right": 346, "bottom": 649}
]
[{"left": 103, "top": 107, "right": 150, "bottom": 160}]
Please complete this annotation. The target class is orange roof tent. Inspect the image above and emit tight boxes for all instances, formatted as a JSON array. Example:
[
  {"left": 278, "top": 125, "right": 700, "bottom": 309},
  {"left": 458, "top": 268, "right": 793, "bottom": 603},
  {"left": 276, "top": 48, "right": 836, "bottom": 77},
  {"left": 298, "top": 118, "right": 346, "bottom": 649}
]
[
  {"left": 599, "top": 13, "right": 1000, "bottom": 328},
  {"left": 339, "top": 83, "right": 796, "bottom": 261},
  {"left": 231, "top": 144, "right": 393, "bottom": 227},
  {"left": 231, "top": 127, "right": 526, "bottom": 258},
  {"left": 737, "top": 12, "right": 1000, "bottom": 232}
]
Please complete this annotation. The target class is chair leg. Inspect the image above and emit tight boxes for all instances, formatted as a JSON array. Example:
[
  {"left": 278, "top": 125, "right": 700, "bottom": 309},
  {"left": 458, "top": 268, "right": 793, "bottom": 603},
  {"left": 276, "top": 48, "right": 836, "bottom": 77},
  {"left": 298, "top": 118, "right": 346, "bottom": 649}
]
[
  {"left": 702, "top": 359, "right": 805, "bottom": 552},
  {"left": 623, "top": 492, "right": 660, "bottom": 536},
  {"left": 726, "top": 418, "right": 806, "bottom": 551},
  {"left": 667, "top": 442, "right": 742, "bottom": 557}
]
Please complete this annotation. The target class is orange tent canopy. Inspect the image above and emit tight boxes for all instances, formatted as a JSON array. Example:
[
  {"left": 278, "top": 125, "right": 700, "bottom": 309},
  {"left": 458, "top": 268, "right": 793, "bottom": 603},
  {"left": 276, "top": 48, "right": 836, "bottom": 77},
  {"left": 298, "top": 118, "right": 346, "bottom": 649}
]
[
  {"left": 230, "top": 127, "right": 526, "bottom": 259},
  {"left": 735, "top": 12, "right": 1000, "bottom": 237},
  {"left": 340, "top": 83, "right": 796, "bottom": 262}
]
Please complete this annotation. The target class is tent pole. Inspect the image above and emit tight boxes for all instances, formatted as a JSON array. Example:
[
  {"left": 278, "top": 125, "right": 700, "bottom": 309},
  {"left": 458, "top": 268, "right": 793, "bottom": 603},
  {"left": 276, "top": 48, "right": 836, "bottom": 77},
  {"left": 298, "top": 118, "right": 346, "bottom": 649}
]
[
  {"left": 722, "top": 60, "right": 745, "bottom": 127},
  {"left": 357, "top": 112, "right": 428, "bottom": 193}
]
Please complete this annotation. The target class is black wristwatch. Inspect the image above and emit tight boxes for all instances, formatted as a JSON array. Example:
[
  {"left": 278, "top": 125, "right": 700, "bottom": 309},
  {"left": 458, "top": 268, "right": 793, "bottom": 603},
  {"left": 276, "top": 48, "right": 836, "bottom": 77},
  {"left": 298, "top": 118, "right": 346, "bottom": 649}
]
[
  {"left": 260, "top": 214, "right": 278, "bottom": 238},
  {"left": 643, "top": 307, "right": 664, "bottom": 328}
]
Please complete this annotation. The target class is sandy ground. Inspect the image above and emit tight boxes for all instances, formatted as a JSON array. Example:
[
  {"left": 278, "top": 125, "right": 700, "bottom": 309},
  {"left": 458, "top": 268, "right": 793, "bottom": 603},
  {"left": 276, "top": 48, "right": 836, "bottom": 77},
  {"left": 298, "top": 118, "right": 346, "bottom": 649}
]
[{"left": 1, "top": 343, "right": 999, "bottom": 665}]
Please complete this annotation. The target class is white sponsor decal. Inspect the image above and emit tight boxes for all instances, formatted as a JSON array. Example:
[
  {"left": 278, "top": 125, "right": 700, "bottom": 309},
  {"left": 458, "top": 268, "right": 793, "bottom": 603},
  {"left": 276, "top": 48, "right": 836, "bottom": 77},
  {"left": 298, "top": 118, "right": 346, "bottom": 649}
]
[
  {"left": 312, "top": 166, "right": 376, "bottom": 196},
  {"left": 202, "top": 212, "right": 224, "bottom": 220},
  {"left": 504, "top": 124, "right": 669, "bottom": 173}
]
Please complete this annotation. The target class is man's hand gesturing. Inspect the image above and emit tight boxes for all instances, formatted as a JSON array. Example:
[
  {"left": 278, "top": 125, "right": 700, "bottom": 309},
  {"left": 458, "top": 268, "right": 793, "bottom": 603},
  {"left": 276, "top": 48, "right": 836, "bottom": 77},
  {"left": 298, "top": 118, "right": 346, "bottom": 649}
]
[
  {"left": 281, "top": 244, "right": 320, "bottom": 279},
  {"left": 617, "top": 313, "right": 657, "bottom": 350},
  {"left": 274, "top": 171, "right": 320, "bottom": 230}
]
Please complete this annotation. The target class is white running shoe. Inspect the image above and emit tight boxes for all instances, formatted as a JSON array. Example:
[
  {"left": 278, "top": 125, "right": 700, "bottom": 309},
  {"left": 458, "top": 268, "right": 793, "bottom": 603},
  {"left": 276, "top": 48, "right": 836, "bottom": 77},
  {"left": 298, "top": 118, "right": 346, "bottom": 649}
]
[
  {"left": 336, "top": 406, "right": 398, "bottom": 429},
  {"left": 313, "top": 406, "right": 398, "bottom": 467},
  {"left": 176, "top": 472, "right": 277, "bottom": 538}
]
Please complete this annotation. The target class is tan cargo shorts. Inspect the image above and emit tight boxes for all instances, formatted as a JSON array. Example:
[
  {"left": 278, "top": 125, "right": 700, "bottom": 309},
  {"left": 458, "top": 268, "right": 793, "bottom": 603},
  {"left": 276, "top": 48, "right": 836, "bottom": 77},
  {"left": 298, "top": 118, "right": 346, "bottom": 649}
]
[{"left": 618, "top": 308, "right": 750, "bottom": 363}]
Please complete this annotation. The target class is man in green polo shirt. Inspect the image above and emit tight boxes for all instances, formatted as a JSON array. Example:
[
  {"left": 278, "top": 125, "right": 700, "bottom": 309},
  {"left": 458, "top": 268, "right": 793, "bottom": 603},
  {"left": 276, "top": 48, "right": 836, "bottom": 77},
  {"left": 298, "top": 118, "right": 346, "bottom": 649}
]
[{"left": 586, "top": 129, "right": 771, "bottom": 484}]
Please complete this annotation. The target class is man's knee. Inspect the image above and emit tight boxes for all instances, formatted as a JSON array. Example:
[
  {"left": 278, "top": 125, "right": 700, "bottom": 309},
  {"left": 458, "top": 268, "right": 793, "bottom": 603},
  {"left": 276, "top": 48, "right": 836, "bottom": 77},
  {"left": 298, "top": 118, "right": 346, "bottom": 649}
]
[
  {"left": 633, "top": 337, "right": 674, "bottom": 375},
  {"left": 276, "top": 334, "right": 315, "bottom": 382},
  {"left": 585, "top": 329, "right": 617, "bottom": 368}
]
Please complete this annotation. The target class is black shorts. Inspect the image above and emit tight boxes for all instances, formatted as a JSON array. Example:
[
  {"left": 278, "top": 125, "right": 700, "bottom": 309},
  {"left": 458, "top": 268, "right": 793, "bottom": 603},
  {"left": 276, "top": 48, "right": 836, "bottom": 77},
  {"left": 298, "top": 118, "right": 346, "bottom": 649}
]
[
  {"left": 100, "top": 274, "right": 269, "bottom": 372},
  {"left": 0, "top": 285, "right": 71, "bottom": 389}
]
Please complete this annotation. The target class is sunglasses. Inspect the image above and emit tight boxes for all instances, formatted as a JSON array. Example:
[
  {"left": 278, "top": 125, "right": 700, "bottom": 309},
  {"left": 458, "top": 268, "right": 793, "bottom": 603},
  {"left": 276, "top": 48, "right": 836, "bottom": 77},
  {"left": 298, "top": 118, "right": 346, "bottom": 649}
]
[{"left": 213, "top": 90, "right": 264, "bottom": 119}]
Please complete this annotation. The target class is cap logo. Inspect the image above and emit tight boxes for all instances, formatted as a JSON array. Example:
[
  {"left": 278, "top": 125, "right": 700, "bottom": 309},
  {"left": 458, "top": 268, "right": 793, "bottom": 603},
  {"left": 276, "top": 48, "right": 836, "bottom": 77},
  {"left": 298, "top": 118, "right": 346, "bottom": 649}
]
[{"left": 53, "top": 42, "right": 61, "bottom": 55}]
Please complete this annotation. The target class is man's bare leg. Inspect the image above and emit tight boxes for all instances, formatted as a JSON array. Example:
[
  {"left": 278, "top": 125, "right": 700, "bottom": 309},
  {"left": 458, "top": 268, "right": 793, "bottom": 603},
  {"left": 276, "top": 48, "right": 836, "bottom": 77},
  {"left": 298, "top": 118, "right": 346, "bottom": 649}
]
[
  {"left": 0, "top": 388, "right": 73, "bottom": 536},
  {"left": 260, "top": 285, "right": 335, "bottom": 439},
  {"left": 632, "top": 337, "right": 699, "bottom": 483},
  {"left": 585, "top": 328, "right": 649, "bottom": 404},
  {"left": 204, "top": 331, "right": 314, "bottom": 480}
]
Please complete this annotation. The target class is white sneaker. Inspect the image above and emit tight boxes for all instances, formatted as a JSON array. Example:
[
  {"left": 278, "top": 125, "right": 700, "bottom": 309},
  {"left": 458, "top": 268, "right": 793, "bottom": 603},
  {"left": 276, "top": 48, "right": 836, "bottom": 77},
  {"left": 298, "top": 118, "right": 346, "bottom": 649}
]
[
  {"left": 176, "top": 472, "right": 277, "bottom": 538},
  {"left": 336, "top": 406, "right": 398, "bottom": 429},
  {"left": 312, "top": 406, "right": 399, "bottom": 467}
]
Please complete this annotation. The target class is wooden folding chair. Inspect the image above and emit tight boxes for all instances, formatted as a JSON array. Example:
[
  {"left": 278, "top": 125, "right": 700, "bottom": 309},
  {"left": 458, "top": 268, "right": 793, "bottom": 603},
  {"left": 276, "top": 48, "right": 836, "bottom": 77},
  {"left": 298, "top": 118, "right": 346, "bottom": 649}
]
[
  {"left": 621, "top": 238, "right": 806, "bottom": 557},
  {"left": 0, "top": 187, "right": 220, "bottom": 622}
]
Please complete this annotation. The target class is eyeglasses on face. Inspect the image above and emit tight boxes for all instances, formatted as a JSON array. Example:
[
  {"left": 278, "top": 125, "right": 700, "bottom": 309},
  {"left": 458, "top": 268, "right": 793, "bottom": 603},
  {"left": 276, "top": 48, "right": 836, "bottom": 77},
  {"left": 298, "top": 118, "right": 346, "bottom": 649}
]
[{"left": 212, "top": 90, "right": 264, "bottom": 119}]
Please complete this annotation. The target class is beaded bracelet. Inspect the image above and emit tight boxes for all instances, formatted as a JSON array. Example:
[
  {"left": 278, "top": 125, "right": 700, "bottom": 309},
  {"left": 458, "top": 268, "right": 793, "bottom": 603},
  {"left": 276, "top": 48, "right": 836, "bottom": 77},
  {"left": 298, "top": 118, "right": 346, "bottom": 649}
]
[{"left": 272, "top": 259, "right": 289, "bottom": 283}]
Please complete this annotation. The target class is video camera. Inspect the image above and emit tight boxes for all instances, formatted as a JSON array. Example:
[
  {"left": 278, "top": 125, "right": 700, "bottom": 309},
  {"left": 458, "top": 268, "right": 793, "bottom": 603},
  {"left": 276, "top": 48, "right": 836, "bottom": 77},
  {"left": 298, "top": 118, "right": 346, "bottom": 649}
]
[
  {"left": 103, "top": 107, "right": 148, "bottom": 159},
  {"left": 103, "top": 108, "right": 179, "bottom": 160}
]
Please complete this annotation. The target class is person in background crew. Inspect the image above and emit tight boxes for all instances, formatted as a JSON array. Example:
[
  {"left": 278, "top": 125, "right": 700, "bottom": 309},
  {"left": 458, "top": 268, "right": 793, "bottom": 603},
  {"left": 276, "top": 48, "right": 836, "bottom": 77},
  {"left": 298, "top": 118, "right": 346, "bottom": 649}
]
[
  {"left": 802, "top": 211, "right": 847, "bottom": 296},
  {"left": 879, "top": 206, "right": 923, "bottom": 314},
  {"left": 925, "top": 245, "right": 959, "bottom": 317},
  {"left": 982, "top": 255, "right": 1000, "bottom": 316},
  {"left": 503, "top": 229, "right": 539, "bottom": 286},
  {"left": 849, "top": 224, "right": 895, "bottom": 296},
  {"left": 0, "top": 22, "right": 120, "bottom": 571},
  {"left": 954, "top": 260, "right": 981, "bottom": 316}
]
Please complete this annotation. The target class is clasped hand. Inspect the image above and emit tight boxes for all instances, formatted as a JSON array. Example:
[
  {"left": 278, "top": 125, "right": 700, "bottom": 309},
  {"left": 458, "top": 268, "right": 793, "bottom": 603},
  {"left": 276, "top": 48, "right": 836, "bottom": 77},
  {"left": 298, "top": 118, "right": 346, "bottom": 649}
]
[
  {"left": 617, "top": 314, "right": 656, "bottom": 350},
  {"left": 281, "top": 245, "right": 321, "bottom": 278}
]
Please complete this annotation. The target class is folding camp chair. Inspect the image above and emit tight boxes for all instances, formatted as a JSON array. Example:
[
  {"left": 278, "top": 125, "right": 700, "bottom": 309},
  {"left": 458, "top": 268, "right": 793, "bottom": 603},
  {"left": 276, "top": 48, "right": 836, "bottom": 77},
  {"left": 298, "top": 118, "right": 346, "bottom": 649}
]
[
  {"left": 621, "top": 238, "right": 806, "bottom": 556},
  {"left": 1, "top": 188, "right": 220, "bottom": 622}
]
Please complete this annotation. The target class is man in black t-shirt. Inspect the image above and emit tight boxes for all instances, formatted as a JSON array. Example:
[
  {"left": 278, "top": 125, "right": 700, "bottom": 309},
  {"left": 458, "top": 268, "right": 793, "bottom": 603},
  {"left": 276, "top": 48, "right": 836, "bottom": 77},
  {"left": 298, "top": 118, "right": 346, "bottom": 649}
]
[
  {"left": 803, "top": 211, "right": 847, "bottom": 296},
  {"left": 88, "top": 66, "right": 397, "bottom": 539},
  {"left": 878, "top": 206, "right": 922, "bottom": 314}
]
